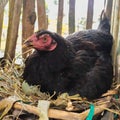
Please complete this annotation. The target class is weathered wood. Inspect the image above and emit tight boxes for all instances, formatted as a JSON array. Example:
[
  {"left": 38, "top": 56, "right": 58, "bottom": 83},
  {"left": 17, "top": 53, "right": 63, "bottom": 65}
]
[
  {"left": 37, "top": 0, "right": 47, "bottom": 30},
  {"left": 111, "top": 0, "right": 120, "bottom": 80},
  {"left": 0, "top": 0, "right": 8, "bottom": 14},
  {"left": 12, "top": 96, "right": 113, "bottom": 120},
  {"left": 104, "top": 0, "right": 113, "bottom": 20},
  {"left": 69, "top": 0, "right": 76, "bottom": 34},
  {"left": 57, "top": 0, "right": 64, "bottom": 35},
  {"left": 112, "top": 0, "right": 119, "bottom": 49},
  {"left": 117, "top": 42, "right": 120, "bottom": 83},
  {"left": 111, "top": 0, "right": 116, "bottom": 33},
  {"left": 22, "top": 0, "right": 36, "bottom": 58},
  {"left": 4, "top": 0, "right": 22, "bottom": 60},
  {"left": 0, "top": 9, "right": 4, "bottom": 48},
  {"left": 0, "top": 88, "right": 119, "bottom": 119},
  {"left": 0, "top": 0, "right": 8, "bottom": 48},
  {"left": 116, "top": 3, "right": 120, "bottom": 83},
  {"left": 86, "top": 0, "right": 94, "bottom": 29}
]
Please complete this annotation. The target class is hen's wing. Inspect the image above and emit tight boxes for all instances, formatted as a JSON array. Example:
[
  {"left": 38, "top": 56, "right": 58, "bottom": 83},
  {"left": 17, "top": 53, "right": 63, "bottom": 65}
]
[
  {"left": 66, "top": 30, "right": 113, "bottom": 53},
  {"left": 66, "top": 50, "right": 113, "bottom": 100}
]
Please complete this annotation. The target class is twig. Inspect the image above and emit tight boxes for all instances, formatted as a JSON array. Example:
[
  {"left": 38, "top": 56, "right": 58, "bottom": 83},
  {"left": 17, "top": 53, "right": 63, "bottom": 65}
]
[
  {"left": 0, "top": 88, "right": 119, "bottom": 120},
  {"left": 13, "top": 96, "right": 113, "bottom": 120}
]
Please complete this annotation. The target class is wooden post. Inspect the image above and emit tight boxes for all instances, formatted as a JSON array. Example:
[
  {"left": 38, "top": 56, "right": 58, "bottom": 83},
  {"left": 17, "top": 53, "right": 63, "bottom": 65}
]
[
  {"left": 57, "top": 0, "right": 64, "bottom": 35},
  {"left": 111, "top": 0, "right": 116, "bottom": 33},
  {"left": 4, "top": 0, "right": 22, "bottom": 61},
  {"left": 22, "top": 0, "right": 36, "bottom": 58},
  {"left": 117, "top": 41, "right": 120, "bottom": 83},
  {"left": 111, "top": 0, "right": 120, "bottom": 81},
  {"left": 0, "top": 0, "right": 8, "bottom": 14},
  {"left": 0, "top": 0, "right": 8, "bottom": 48},
  {"left": 0, "top": 9, "right": 4, "bottom": 48},
  {"left": 116, "top": 1, "right": 120, "bottom": 83},
  {"left": 86, "top": 0, "right": 94, "bottom": 29},
  {"left": 69, "top": 0, "right": 76, "bottom": 34},
  {"left": 37, "top": 0, "right": 47, "bottom": 30},
  {"left": 104, "top": 0, "right": 113, "bottom": 20}
]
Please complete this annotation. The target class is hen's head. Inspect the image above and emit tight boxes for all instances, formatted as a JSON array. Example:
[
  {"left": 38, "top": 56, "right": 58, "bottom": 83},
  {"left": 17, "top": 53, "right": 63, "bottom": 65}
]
[{"left": 24, "top": 30, "right": 57, "bottom": 51}]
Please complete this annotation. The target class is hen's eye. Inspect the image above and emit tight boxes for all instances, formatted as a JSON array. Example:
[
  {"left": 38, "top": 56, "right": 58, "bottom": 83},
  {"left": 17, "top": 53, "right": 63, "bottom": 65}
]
[{"left": 43, "top": 37, "right": 47, "bottom": 43}]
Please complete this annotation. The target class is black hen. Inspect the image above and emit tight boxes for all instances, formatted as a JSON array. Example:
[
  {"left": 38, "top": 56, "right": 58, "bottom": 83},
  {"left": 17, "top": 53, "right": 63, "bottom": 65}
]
[{"left": 23, "top": 15, "right": 113, "bottom": 100}]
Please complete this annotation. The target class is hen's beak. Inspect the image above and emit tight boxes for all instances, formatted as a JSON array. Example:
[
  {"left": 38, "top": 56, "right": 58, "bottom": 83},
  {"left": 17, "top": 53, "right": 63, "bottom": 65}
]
[{"left": 23, "top": 39, "right": 33, "bottom": 48}]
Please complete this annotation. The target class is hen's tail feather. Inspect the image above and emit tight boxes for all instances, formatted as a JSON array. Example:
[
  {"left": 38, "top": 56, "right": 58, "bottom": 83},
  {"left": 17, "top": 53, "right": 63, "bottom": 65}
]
[{"left": 97, "top": 10, "right": 110, "bottom": 34}]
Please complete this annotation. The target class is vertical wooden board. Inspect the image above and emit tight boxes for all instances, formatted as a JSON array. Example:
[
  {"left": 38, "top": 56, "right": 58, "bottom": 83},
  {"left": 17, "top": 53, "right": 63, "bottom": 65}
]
[
  {"left": 111, "top": 0, "right": 120, "bottom": 79},
  {"left": 37, "top": 0, "right": 47, "bottom": 30},
  {"left": 0, "top": 0, "right": 8, "bottom": 14},
  {"left": 4, "top": 0, "right": 15, "bottom": 60},
  {"left": 104, "top": 0, "right": 113, "bottom": 21},
  {"left": 111, "top": 0, "right": 116, "bottom": 33},
  {"left": 4, "top": 0, "right": 22, "bottom": 60},
  {"left": 0, "top": 0, "right": 8, "bottom": 48},
  {"left": 69, "top": 0, "right": 76, "bottom": 34},
  {"left": 117, "top": 54, "right": 120, "bottom": 83},
  {"left": 57, "top": 0, "right": 64, "bottom": 35},
  {"left": 22, "top": 0, "right": 36, "bottom": 58},
  {"left": 116, "top": 2, "right": 120, "bottom": 83},
  {"left": 112, "top": 0, "right": 119, "bottom": 44},
  {"left": 86, "top": 0, "right": 94, "bottom": 29},
  {"left": 0, "top": 9, "right": 4, "bottom": 48}
]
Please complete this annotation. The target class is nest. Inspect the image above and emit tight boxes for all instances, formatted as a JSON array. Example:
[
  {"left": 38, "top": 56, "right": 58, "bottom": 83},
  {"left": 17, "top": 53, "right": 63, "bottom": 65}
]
[{"left": 0, "top": 57, "right": 120, "bottom": 120}]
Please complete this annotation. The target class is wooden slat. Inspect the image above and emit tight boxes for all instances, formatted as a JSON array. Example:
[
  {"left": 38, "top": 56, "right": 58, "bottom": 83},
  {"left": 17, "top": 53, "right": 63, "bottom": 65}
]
[
  {"left": 4, "top": 0, "right": 22, "bottom": 60},
  {"left": 69, "top": 0, "right": 76, "bottom": 34},
  {"left": 104, "top": 0, "right": 113, "bottom": 20},
  {"left": 0, "top": 0, "right": 8, "bottom": 14},
  {"left": 57, "top": 0, "right": 64, "bottom": 35},
  {"left": 22, "top": 0, "right": 36, "bottom": 58},
  {"left": 0, "top": 9, "right": 4, "bottom": 48},
  {"left": 86, "top": 0, "right": 94, "bottom": 29},
  {"left": 37, "top": 0, "right": 47, "bottom": 30}
]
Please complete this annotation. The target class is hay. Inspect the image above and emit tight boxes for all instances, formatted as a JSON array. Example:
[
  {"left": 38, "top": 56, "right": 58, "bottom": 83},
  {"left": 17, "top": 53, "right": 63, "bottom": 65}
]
[
  {"left": 0, "top": 58, "right": 50, "bottom": 102},
  {"left": 0, "top": 57, "right": 120, "bottom": 119}
]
